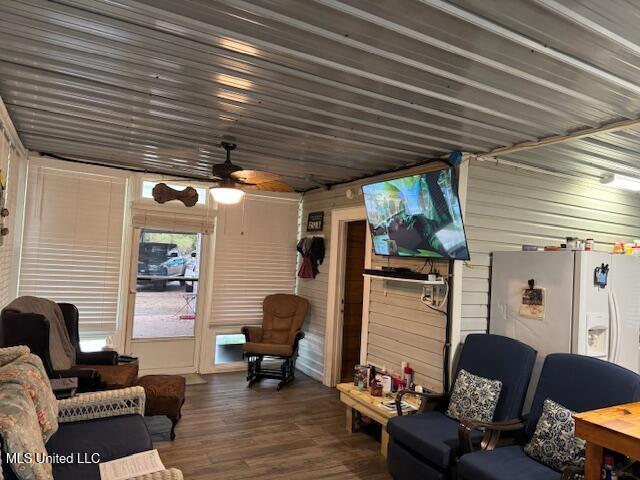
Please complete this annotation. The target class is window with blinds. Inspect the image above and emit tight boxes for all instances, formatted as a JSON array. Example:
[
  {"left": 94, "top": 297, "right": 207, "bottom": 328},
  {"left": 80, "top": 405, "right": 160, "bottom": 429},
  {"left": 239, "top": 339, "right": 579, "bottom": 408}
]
[
  {"left": 18, "top": 161, "right": 127, "bottom": 341},
  {"left": 210, "top": 194, "right": 299, "bottom": 326},
  {"left": 131, "top": 207, "right": 215, "bottom": 234}
]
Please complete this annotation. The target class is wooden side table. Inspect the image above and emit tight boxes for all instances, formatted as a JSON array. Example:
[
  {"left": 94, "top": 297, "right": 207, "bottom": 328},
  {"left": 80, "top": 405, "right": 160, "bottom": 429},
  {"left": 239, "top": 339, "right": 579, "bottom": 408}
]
[
  {"left": 337, "top": 382, "right": 416, "bottom": 458},
  {"left": 574, "top": 402, "right": 640, "bottom": 480}
]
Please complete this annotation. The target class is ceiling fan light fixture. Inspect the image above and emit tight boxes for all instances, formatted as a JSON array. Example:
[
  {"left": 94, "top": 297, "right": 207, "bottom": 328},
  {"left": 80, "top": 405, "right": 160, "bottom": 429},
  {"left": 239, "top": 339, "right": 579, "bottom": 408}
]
[{"left": 210, "top": 186, "right": 245, "bottom": 204}]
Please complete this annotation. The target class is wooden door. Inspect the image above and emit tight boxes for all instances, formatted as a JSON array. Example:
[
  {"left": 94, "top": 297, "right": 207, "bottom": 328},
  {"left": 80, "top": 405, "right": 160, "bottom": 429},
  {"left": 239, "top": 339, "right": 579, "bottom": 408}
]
[{"left": 340, "top": 220, "right": 367, "bottom": 383}]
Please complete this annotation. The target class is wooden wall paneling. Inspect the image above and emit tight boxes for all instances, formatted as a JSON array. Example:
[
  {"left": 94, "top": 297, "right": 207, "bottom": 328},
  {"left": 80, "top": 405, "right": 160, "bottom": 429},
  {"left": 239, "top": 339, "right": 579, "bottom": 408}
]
[
  {"left": 297, "top": 162, "right": 453, "bottom": 391},
  {"left": 461, "top": 160, "right": 640, "bottom": 340}
]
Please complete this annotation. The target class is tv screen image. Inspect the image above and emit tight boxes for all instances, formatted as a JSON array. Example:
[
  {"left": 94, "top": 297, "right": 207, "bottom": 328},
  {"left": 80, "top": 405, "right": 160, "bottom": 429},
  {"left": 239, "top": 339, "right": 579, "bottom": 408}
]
[{"left": 361, "top": 169, "right": 470, "bottom": 260}]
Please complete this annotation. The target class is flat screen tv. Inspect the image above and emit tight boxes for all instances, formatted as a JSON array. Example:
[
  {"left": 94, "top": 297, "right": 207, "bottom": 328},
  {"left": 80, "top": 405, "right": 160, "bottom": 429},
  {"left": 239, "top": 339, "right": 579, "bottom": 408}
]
[{"left": 361, "top": 168, "right": 470, "bottom": 260}]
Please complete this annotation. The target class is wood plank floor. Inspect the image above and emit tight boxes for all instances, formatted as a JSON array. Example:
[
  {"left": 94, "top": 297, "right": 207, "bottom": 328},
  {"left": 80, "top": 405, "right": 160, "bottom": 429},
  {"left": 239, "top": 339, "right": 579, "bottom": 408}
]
[{"left": 156, "top": 371, "right": 392, "bottom": 479}]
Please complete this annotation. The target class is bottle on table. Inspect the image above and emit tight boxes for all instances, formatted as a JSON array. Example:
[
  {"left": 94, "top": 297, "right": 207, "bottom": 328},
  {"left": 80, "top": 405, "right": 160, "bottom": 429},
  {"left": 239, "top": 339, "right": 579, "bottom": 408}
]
[{"left": 602, "top": 453, "right": 617, "bottom": 480}]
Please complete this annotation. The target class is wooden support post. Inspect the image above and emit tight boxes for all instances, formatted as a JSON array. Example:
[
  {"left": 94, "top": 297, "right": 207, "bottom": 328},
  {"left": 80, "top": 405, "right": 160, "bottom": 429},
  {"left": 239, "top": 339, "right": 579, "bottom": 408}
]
[
  {"left": 381, "top": 430, "right": 389, "bottom": 458},
  {"left": 345, "top": 406, "right": 354, "bottom": 434},
  {"left": 584, "top": 442, "right": 603, "bottom": 480}
]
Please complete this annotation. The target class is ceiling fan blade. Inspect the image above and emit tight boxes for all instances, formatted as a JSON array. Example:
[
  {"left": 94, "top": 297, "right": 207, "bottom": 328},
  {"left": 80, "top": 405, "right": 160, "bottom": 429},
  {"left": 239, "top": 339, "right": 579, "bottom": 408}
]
[
  {"left": 231, "top": 170, "right": 281, "bottom": 184},
  {"left": 241, "top": 180, "right": 295, "bottom": 193}
]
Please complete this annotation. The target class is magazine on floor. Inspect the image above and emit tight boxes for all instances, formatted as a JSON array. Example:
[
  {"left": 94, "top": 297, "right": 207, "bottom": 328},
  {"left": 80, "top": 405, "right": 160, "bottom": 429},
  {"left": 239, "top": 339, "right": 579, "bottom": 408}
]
[{"left": 99, "top": 449, "right": 165, "bottom": 480}]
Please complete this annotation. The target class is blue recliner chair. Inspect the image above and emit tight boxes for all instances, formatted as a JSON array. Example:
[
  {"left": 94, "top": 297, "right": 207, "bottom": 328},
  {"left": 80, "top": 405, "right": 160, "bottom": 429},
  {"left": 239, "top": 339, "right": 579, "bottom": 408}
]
[
  {"left": 386, "top": 334, "right": 537, "bottom": 480},
  {"left": 457, "top": 353, "right": 640, "bottom": 480}
]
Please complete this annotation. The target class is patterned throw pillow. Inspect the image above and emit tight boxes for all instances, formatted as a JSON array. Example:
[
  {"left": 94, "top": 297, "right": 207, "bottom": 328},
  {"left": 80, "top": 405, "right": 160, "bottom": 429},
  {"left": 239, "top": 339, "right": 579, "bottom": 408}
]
[
  {"left": 445, "top": 369, "right": 502, "bottom": 422},
  {"left": 14, "top": 354, "right": 59, "bottom": 441},
  {"left": 0, "top": 350, "right": 59, "bottom": 442},
  {"left": 0, "top": 382, "right": 52, "bottom": 480},
  {"left": 524, "top": 399, "right": 586, "bottom": 472}
]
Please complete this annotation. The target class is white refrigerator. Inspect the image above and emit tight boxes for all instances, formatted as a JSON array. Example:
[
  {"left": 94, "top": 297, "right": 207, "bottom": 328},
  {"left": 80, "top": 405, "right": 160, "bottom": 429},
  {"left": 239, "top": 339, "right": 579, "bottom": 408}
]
[{"left": 490, "top": 251, "right": 640, "bottom": 409}]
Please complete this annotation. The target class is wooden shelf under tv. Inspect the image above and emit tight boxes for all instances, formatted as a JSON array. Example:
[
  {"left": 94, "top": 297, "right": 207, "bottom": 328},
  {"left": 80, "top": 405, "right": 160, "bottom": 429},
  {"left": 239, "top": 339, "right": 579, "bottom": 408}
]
[{"left": 362, "top": 271, "right": 445, "bottom": 285}]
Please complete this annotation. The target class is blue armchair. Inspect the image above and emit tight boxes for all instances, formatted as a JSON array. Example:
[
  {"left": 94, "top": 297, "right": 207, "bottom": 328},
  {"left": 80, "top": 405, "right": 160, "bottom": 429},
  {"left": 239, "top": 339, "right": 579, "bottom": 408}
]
[
  {"left": 457, "top": 353, "right": 640, "bottom": 480},
  {"left": 386, "top": 333, "right": 537, "bottom": 480}
]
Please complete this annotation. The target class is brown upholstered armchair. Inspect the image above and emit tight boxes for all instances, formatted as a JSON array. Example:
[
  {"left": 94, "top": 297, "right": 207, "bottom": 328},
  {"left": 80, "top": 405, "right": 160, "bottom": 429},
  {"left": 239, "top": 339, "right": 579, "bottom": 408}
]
[{"left": 241, "top": 294, "right": 309, "bottom": 390}]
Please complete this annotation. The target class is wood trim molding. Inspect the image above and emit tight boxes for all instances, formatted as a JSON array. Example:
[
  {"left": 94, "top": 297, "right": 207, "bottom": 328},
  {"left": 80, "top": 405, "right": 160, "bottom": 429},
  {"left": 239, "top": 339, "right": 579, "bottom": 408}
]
[
  {"left": 360, "top": 227, "right": 372, "bottom": 365},
  {"left": 323, "top": 205, "right": 367, "bottom": 387},
  {"left": 448, "top": 159, "right": 469, "bottom": 375}
]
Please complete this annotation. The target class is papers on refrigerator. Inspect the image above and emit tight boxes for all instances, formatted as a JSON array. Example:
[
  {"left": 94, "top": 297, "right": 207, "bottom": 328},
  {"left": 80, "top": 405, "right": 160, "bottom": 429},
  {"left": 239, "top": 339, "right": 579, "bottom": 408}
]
[
  {"left": 519, "top": 287, "right": 546, "bottom": 320},
  {"left": 99, "top": 450, "right": 165, "bottom": 480}
]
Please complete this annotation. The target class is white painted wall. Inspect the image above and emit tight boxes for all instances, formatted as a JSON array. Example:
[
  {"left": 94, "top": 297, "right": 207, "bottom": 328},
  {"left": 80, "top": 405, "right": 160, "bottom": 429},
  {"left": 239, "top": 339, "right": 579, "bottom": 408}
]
[
  {"left": 0, "top": 98, "right": 27, "bottom": 309},
  {"left": 461, "top": 159, "right": 640, "bottom": 338},
  {"left": 300, "top": 157, "right": 640, "bottom": 388}
]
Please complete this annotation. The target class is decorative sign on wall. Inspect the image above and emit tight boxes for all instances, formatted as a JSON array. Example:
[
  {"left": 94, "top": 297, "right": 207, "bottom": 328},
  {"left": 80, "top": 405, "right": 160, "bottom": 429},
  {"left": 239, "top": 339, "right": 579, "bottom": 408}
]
[
  {"left": 306, "top": 211, "right": 324, "bottom": 232},
  {"left": 0, "top": 169, "right": 8, "bottom": 246},
  {"left": 151, "top": 182, "right": 199, "bottom": 207}
]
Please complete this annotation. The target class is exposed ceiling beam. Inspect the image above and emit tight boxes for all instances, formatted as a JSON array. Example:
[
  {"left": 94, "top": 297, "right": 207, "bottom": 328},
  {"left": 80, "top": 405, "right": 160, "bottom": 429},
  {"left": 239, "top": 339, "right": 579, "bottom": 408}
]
[{"left": 478, "top": 116, "right": 640, "bottom": 159}]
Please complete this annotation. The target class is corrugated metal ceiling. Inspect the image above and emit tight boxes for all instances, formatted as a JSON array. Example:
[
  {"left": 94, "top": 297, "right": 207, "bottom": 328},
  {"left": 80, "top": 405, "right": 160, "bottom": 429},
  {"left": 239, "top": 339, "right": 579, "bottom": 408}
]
[
  {"left": 498, "top": 125, "right": 640, "bottom": 182},
  {"left": 2, "top": 0, "right": 640, "bottom": 189}
]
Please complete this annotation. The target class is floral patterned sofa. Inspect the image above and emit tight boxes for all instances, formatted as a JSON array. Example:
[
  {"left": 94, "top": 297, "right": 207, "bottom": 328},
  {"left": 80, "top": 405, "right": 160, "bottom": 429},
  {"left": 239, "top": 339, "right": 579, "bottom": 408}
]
[{"left": 0, "top": 346, "right": 182, "bottom": 480}]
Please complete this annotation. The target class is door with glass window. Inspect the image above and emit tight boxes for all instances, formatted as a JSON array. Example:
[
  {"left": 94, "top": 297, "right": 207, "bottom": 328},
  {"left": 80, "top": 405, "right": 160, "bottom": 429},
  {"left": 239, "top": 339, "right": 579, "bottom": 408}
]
[{"left": 125, "top": 228, "right": 204, "bottom": 373}]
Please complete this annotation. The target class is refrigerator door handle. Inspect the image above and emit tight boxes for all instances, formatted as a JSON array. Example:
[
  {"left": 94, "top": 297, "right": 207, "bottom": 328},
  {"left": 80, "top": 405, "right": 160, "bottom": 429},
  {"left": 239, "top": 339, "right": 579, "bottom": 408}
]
[{"left": 609, "top": 290, "right": 621, "bottom": 363}]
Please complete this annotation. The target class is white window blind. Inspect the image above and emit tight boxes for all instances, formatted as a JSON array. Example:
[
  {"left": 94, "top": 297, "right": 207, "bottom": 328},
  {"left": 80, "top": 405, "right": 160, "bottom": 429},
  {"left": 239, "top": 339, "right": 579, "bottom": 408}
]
[
  {"left": 131, "top": 206, "right": 215, "bottom": 234},
  {"left": 210, "top": 194, "right": 299, "bottom": 326},
  {"left": 18, "top": 162, "right": 127, "bottom": 339}
]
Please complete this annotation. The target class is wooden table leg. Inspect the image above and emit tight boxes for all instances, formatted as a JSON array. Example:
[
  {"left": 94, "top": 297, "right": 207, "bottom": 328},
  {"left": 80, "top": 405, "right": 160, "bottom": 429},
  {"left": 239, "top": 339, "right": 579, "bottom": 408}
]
[
  {"left": 381, "top": 429, "right": 389, "bottom": 458},
  {"left": 346, "top": 406, "right": 354, "bottom": 434},
  {"left": 584, "top": 442, "right": 603, "bottom": 480}
]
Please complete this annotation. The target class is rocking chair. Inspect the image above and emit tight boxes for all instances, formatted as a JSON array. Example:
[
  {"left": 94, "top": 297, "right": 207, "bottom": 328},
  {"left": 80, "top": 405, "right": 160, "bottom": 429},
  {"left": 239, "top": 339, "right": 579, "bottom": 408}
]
[{"left": 241, "top": 294, "right": 309, "bottom": 390}]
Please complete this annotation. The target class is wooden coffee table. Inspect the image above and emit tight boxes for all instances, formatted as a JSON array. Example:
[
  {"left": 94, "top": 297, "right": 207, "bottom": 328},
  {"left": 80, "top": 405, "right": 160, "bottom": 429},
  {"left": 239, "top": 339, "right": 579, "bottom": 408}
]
[
  {"left": 574, "top": 402, "right": 640, "bottom": 480},
  {"left": 337, "top": 382, "right": 417, "bottom": 458}
]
